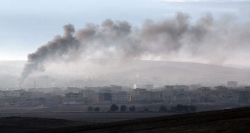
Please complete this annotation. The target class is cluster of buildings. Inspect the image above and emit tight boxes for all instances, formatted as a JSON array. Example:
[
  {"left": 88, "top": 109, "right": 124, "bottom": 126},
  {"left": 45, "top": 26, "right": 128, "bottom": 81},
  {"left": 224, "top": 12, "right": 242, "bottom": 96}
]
[{"left": 0, "top": 81, "right": 249, "bottom": 106}]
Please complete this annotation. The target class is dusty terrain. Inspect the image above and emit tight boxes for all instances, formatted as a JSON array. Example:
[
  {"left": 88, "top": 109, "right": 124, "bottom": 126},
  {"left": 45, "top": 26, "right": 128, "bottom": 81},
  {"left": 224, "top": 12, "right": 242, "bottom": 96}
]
[
  {"left": 0, "top": 104, "right": 248, "bottom": 132},
  {"left": 0, "top": 117, "right": 85, "bottom": 133},
  {"left": 36, "top": 106, "right": 250, "bottom": 133},
  {"left": 0, "top": 104, "right": 240, "bottom": 122}
]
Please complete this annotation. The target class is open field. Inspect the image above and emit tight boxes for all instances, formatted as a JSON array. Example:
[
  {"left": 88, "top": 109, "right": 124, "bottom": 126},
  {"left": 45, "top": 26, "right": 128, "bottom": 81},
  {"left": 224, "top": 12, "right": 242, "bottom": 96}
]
[
  {"left": 36, "top": 106, "right": 250, "bottom": 133},
  {"left": 0, "top": 117, "right": 85, "bottom": 133},
  {"left": 1, "top": 112, "right": 172, "bottom": 123},
  {"left": 0, "top": 103, "right": 243, "bottom": 122},
  {"left": 0, "top": 105, "right": 249, "bottom": 132},
  {"left": 0, "top": 104, "right": 172, "bottom": 123}
]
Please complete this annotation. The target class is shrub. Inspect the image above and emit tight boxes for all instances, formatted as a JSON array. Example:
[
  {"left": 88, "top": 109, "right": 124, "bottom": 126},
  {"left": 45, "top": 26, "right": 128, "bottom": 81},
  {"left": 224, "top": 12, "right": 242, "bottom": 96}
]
[
  {"left": 183, "top": 105, "right": 189, "bottom": 112},
  {"left": 120, "top": 105, "right": 127, "bottom": 112},
  {"left": 129, "top": 106, "right": 136, "bottom": 112},
  {"left": 176, "top": 104, "right": 184, "bottom": 112},
  {"left": 159, "top": 105, "right": 168, "bottom": 112},
  {"left": 87, "top": 106, "right": 93, "bottom": 112},
  {"left": 94, "top": 107, "right": 100, "bottom": 112},
  {"left": 189, "top": 105, "right": 197, "bottom": 112},
  {"left": 170, "top": 106, "right": 176, "bottom": 113},
  {"left": 110, "top": 104, "right": 119, "bottom": 112}
]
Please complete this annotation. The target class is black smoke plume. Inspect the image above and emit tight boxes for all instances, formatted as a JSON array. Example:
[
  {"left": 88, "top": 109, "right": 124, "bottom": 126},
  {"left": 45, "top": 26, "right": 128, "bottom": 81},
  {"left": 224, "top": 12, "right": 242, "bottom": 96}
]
[{"left": 19, "top": 12, "right": 250, "bottom": 84}]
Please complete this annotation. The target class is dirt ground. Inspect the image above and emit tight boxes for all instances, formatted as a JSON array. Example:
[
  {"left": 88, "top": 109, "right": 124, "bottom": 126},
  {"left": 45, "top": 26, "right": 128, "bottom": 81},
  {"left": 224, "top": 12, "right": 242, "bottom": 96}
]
[
  {"left": 0, "top": 103, "right": 243, "bottom": 123},
  {"left": 37, "top": 106, "right": 250, "bottom": 133}
]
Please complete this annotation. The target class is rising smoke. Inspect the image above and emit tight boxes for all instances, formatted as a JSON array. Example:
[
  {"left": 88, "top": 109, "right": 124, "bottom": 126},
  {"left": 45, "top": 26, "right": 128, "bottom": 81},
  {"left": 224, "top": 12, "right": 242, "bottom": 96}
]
[{"left": 19, "top": 12, "right": 250, "bottom": 85}]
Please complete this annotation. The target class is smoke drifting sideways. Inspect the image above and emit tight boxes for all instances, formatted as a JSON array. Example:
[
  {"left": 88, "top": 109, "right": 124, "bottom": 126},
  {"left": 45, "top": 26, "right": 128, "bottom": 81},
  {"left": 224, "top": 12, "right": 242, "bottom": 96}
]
[
  {"left": 19, "top": 25, "right": 80, "bottom": 85},
  {"left": 19, "top": 12, "right": 250, "bottom": 85}
]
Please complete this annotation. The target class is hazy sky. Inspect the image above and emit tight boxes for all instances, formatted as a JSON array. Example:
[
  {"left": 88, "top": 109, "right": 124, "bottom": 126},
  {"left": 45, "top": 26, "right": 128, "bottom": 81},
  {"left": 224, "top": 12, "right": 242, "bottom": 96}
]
[{"left": 0, "top": 0, "right": 250, "bottom": 60}]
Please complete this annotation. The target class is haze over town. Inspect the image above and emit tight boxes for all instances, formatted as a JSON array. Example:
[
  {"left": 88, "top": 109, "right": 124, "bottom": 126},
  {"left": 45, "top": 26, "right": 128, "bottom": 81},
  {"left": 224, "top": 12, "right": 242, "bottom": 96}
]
[{"left": 1, "top": 1, "right": 250, "bottom": 132}]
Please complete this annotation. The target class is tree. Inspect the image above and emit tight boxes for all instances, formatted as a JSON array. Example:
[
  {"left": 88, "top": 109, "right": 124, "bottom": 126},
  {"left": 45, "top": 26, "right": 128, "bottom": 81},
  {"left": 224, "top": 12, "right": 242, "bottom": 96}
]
[
  {"left": 159, "top": 105, "right": 168, "bottom": 112},
  {"left": 129, "top": 106, "right": 136, "bottom": 112},
  {"left": 176, "top": 104, "right": 184, "bottom": 112},
  {"left": 144, "top": 108, "right": 149, "bottom": 112},
  {"left": 94, "top": 107, "right": 100, "bottom": 112},
  {"left": 183, "top": 105, "right": 189, "bottom": 112},
  {"left": 110, "top": 104, "right": 119, "bottom": 112},
  {"left": 189, "top": 105, "right": 197, "bottom": 112},
  {"left": 87, "top": 106, "right": 93, "bottom": 112},
  {"left": 170, "top": 106, "right": 176, "bottom": 113},
  {"left": 39, "top": 97, "right": 46, "bottom": 105},
  {"left": 120, "top": 105, "right": 127, "bottom": 112}
]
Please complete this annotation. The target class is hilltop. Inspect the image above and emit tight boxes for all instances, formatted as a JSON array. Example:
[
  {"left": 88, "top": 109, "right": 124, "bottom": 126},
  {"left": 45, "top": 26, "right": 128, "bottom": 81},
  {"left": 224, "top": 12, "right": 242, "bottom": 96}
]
[{"left": 1, "top": 60, "right": 250, "bottom": 87}]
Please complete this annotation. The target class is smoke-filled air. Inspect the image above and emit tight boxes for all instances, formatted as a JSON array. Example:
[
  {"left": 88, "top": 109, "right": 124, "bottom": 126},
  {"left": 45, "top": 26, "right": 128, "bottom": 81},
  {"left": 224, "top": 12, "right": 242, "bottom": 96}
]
[{"left": 19, "top": 12, "right": 250, "bottom": 85}]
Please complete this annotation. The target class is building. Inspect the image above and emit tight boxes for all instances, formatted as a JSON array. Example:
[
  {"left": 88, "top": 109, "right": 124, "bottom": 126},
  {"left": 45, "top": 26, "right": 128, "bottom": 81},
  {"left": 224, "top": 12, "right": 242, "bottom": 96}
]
[
  {"left": 175, "top": 85, "right": 189, "bottom": 90},
  {"left": 31, "top": 91, "right": 44, "bottom": 98},
  {"left": 150, "top": 91, "right": 163, "bottom": 101},
  {"left": 112, "top": 92, "right": 130, "bottom": 103},
  {"left": 131, "top": 88, "right": 145, "bottom": 102},
  {"left": 227, "top": 81, "right": 238, "bottom": 88},
  {"left": 142, "top": 84, "right": 154, "bottom": 90},
  {"left": 164, "top": 85, "right": 175, "bottom": 90},
  {"left": 190, "top": 84, "right": 202, "bottom": 90},
  {"left": 244, "top": 86, "right": 250, "bottom": 91},
  {"left": 163, "top": 86, "right": 175, "bottom": 103},
  {"left": 215, "top": 86, "right": 228, "bottom": 92},
  {"left": 238, "top": 91, "right": 249, "bottom": 104},
  {"left": 98, "top": 92, "right": 112, "bottom": 104},
  {"left": 63, "top": 92, "right": 83, "bottom": 104},
  {"left": 109, "top": 85, "right": 122, "bottom": 93},
  {"left": 66, "top": 87, "right": 81, "bottom": 93}
]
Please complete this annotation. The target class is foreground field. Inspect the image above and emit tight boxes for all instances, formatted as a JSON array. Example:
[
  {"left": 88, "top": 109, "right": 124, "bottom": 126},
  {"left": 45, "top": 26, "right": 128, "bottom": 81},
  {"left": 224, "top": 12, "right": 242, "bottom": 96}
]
[
  {"left": 0, "top": 117, "right": 85, "bottom": 133},
  {"left": 0, "top": 103, "right": 241, "bottom": 122},
  {"left": 37, "top": 106, "right": 250, "bottom": 133},
  {"left": 0, "top": 103, "right": 242, "bottom": 123}
]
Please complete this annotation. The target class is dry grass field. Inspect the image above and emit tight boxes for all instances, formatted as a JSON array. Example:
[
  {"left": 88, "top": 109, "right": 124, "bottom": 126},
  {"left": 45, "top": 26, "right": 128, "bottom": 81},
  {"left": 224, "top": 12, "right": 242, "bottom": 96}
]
[
  {"left": 36, "top": 106, "right": 250, "bottom": 133},
  {"left": 0, "top": 117, "right": 85, "bottom": 133},
  {"left": 0, "top": 103, "right": 242, "bottom": 123},
  {"left": 0, "top": 105, "right": 250, "bottom": 132}
]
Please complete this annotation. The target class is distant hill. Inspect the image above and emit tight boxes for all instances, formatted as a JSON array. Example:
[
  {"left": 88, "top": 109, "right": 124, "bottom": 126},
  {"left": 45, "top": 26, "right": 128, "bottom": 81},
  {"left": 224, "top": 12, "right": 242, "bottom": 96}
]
[
  {"left": 109, "top": 60, "right": 250, "bottom": 86},
  {"left": 37, "top": 107, "right": 250, "bottom": 133},
  {"left": 0, "top": 61, "right": 25, "bottom": 76},
  {"left": 0, "top": 60, "right": 250, "bottom": 87}
]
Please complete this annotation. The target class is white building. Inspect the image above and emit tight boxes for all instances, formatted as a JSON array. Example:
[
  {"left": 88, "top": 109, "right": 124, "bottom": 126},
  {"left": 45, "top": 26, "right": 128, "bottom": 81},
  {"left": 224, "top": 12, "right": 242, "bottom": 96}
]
[
  {"left": 63, "top": 92, "right": 83, "bottom": 104},
  {"left": 112, "top": 92, "right": 131, "bottom": 103}
]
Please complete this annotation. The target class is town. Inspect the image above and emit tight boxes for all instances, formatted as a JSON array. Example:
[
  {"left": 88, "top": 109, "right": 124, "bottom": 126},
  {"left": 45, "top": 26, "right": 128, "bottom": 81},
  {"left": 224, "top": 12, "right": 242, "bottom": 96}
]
[{"left": 0, "top": 81, "right": 249, "bottom": 107}]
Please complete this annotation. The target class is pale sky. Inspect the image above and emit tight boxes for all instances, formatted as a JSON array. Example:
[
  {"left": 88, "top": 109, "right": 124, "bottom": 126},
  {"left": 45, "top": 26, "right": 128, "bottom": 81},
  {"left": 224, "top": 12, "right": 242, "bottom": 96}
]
[{"left": 0, "top": 0, "right": 250, "bottom": 60}]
